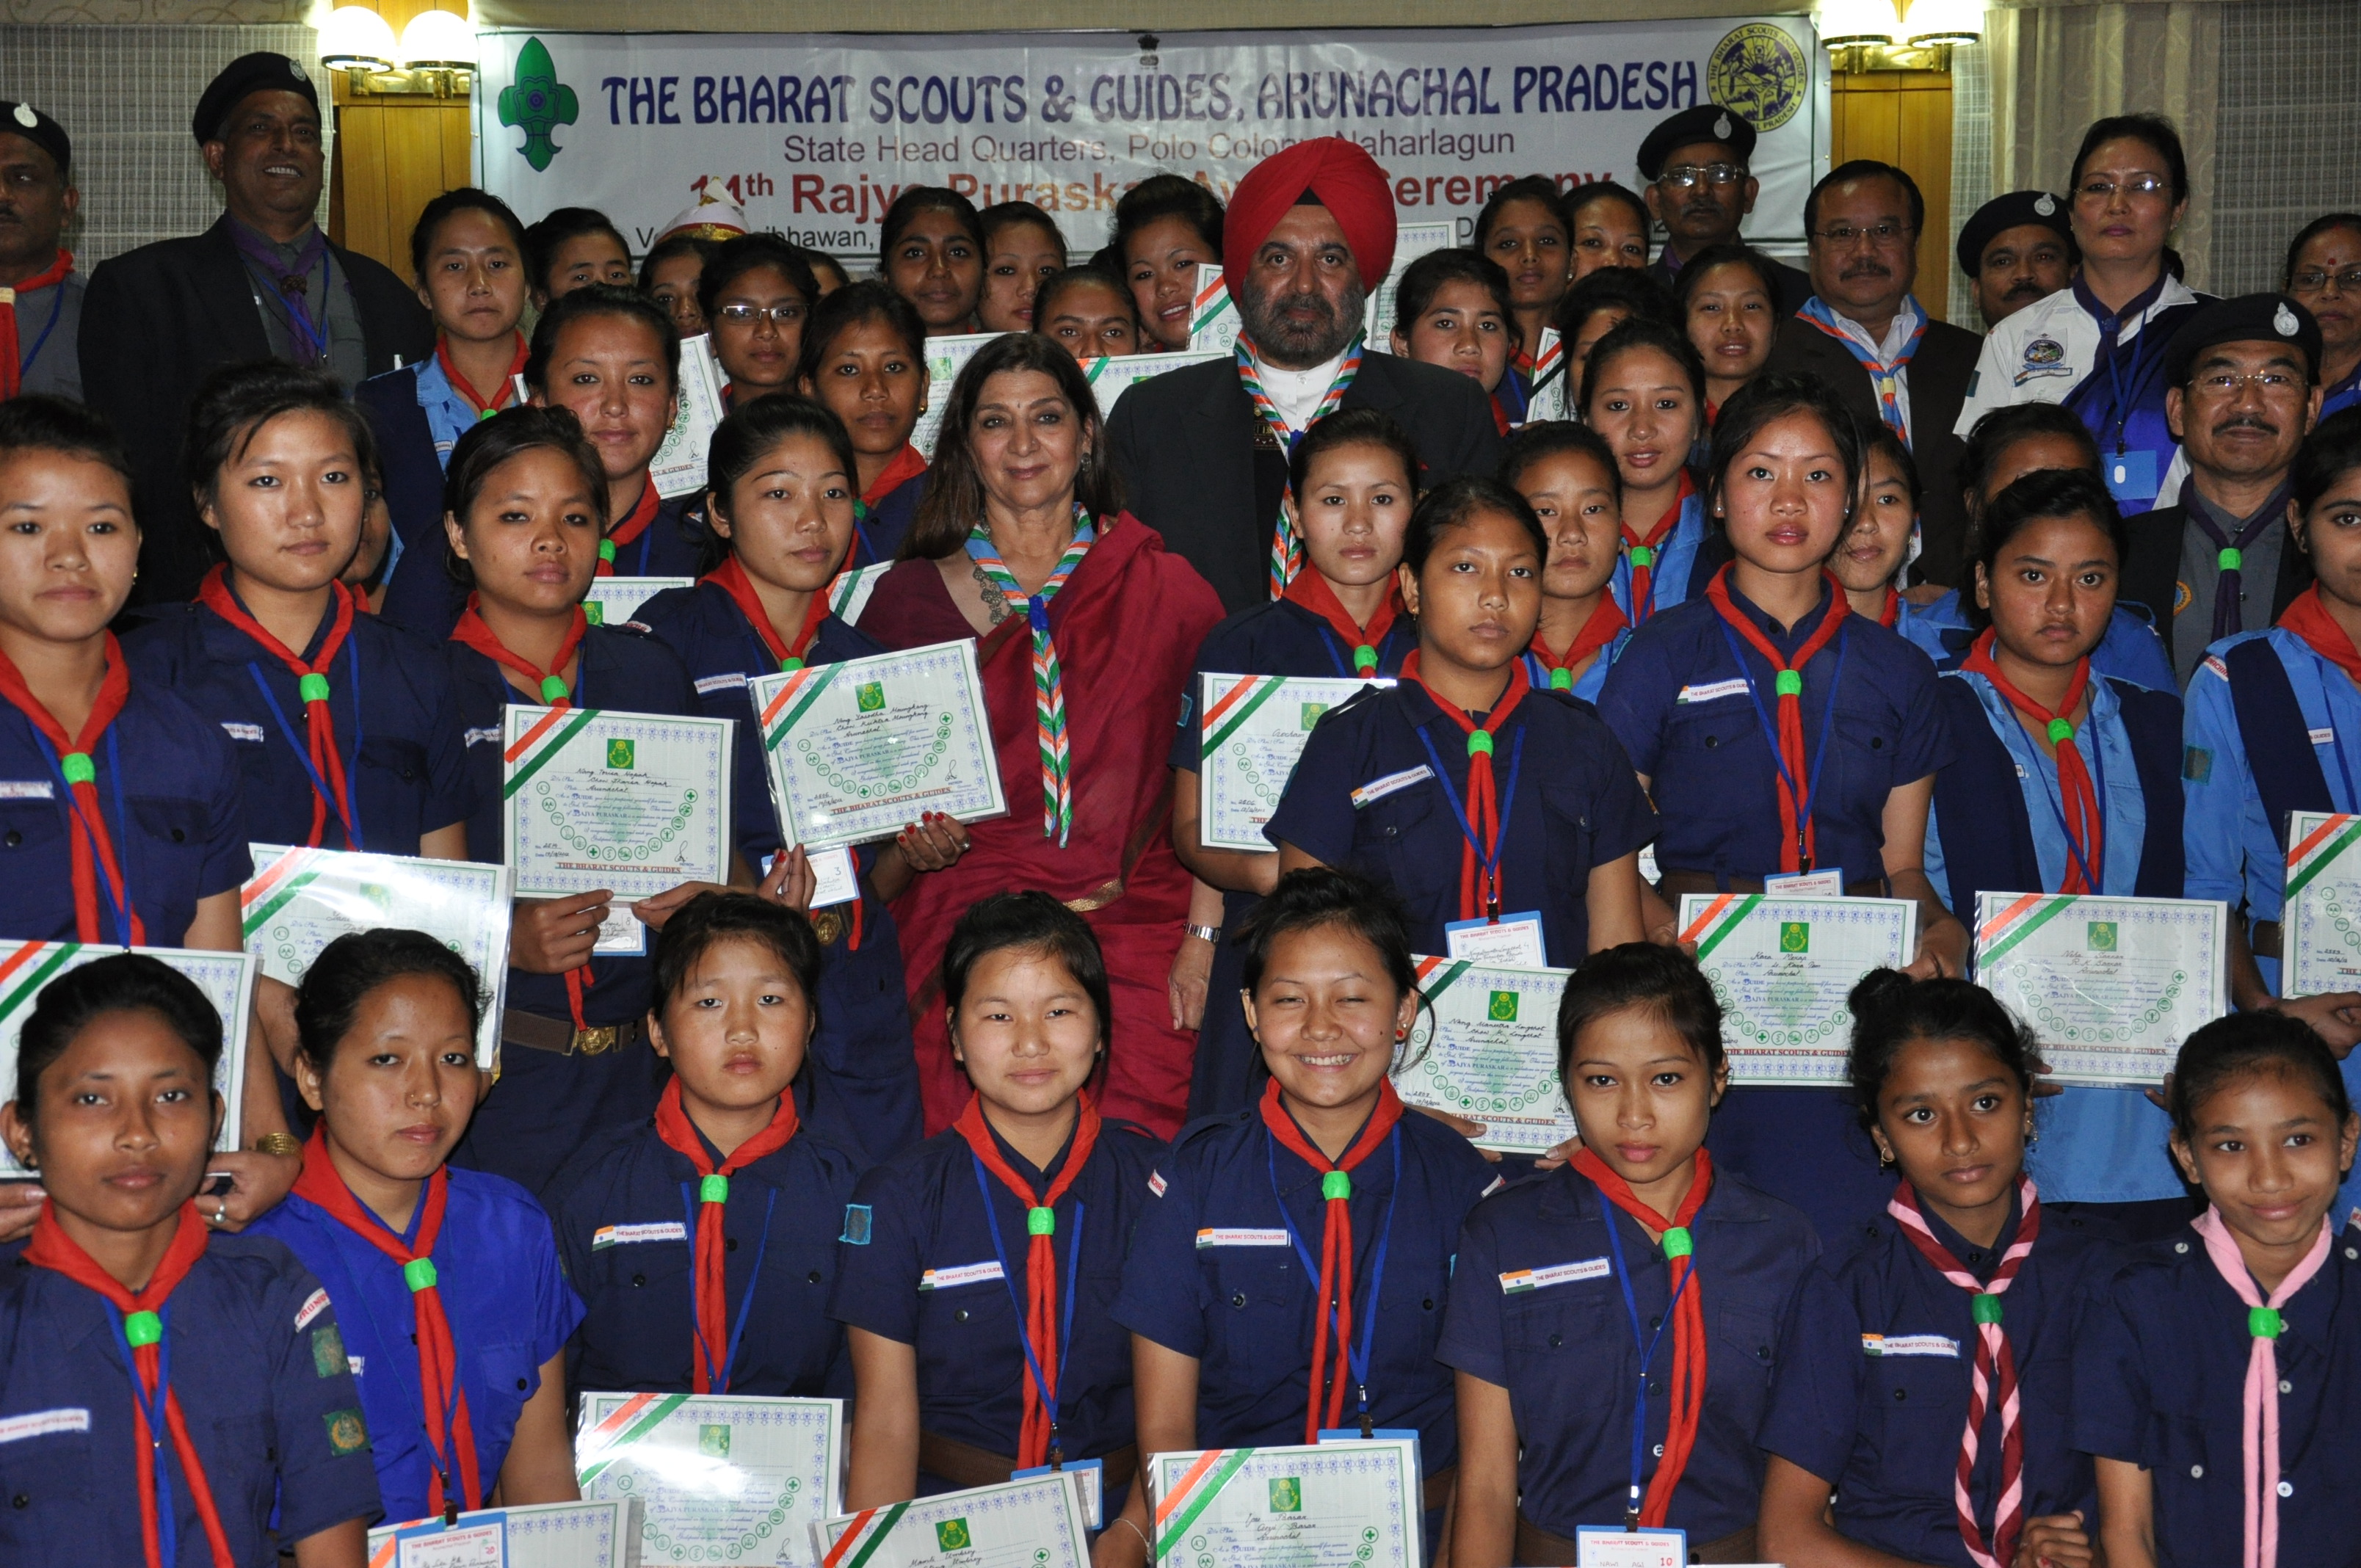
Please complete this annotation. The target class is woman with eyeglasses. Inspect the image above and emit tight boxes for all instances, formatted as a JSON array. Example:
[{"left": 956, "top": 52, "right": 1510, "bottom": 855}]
[
  {"left": 2287, "top": 214, "right": 2361, "bottom": 421},
  {"left": 1954, "top": 114, "right": 2211, "bottom": 516},
  {"left": 703, "top": 235, "right": 818, "bottom": 409}
]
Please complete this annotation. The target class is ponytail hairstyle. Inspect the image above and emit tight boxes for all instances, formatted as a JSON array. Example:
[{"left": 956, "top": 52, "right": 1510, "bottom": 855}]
[
  {"left": 1560, "top": 180, "right": 1653, "bottom": 266},
  {"left": 1846, "top": 968, "right": 2038, "bottom": 1135},
  {"left": 1288, "top": 406, "right": 1420, "bottom": 502},
  {"left": 1111, "top": 174, "right": 1224, "bottom": 263},
  {"left": 877, "top": 185, "right": 984, "bottom": 272},
  {"left": 2169, "top": 1010, "right": 2353, "bottom": 1144},
  {"left": 940, "top": 890, "right": 1111, "bottom": 1053},
  {"left": 1967, "top": 468, "right": 2125, "bottom": 628},
  {"left": 1578, "top": 314, "right": 1708, "bottom": 420},
  {"left": 13, "top": 955, "right": 222, "bottom": 1125},
  {"left": 523, "top": 206, "right": 630, "bottom": 299},
  {"left": 410, "top": 186, "right": 529, "bottom": 282},
  {"left": 1956, "top": 402, "right": 2102, "bottom": 517},
  {"left": 1401, "top": 474, "right": 1546, "bottom": 574},
  {"left": 1501, "top": 420, "right": 1624, "bottom": 507},
  {"left": 793, "top": 279, "right": 928, "bottom": 391},
  {"left": 184, "top": 360, "right": 378, "bottom": 523},
  {"left": 696, "top": 233, "right": 819, "bottom": 327},
  {"left": 293, "top": 929, "right": 485, "bottom": 1080},
  {"left": 702, "top": 393, "right": 859, "bottom": 569},
  {"left": 1391, "top": 250, "right": 1519, "bottom": 349}
]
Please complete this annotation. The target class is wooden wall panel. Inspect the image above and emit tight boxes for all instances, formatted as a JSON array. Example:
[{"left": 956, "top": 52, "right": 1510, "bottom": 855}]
[
  {"left": 324, "top": 1, "right": 476, "bottom": 284},
  {"left": 1830, "top": 69, "right": 1955, "bottom": 321}
]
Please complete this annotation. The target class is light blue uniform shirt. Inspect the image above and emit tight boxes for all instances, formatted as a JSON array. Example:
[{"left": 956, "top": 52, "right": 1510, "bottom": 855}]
[
  {"left": 1898, "top": 590, "right": 2176, "bottom": 692},
  {"left": 1609, "top": 487, "right": 1708, "bottom": 623},
  {"left": 1521, "top": 627, "right": 1631, "bottom": 703}
]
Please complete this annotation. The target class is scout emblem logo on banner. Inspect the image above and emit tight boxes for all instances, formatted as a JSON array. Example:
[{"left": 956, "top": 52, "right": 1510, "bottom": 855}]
[
  {"left": 497, "top": 37, "right": 579, "bottom": 171},
  {"left": 1707, "top": 23, "right": 1808, "bottom": 131}
]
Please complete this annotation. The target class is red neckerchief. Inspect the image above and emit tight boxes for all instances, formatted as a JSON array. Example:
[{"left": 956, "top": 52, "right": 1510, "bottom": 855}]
[
  {"left": 1622, "top": 470, "right": 1695, "bottom": 622},
  {"left": 598, "top": 482, "right": 661, "bottom": 577},
  {"left": 290, "top": 1132, "right": 480, "bottom": 1520},
  {"left": 952, "top": 1092, "right": 1104, "bottom": 1467},
  {"left": 1571, "top": 1147, "right": 1713, "bottom": 1528},
  {"left": 705, "top": 555, "right": 830, "bottom": 671},
  {"left": 1401, "top": 648, "right": 1529, "bottom": 921},
  {"left": 195, "top": 567, "right": 359, "bottom": 848},
  {"left": 862, "top": 443, "right": 929, "bottom": 507},
  {"left": 1887, "top": 1176, "right": 2042, "bottom": 1568},
  {"left": 1283, "top": 569, "right": 1400, "bottom": 677},
  {"left": 1257, "top": 1078, "right": 1406, "bottom": 1442},
  {"left": 1530, "top": 595, "right": 1627, "bottom": 690},
  {"left": 2280, "top": 585, "right": 2361, "bottom": 689},
  {"left": 1879, "top": 585, "right": 1901, "bottom": 628},
  {"left": 653, "top": 1077, "right": 802, "bottom": 1392},
  {"left": 1961, "top": 628, "right": 2103, "bottom": 893},
  {"left": 1489, "top": 391, "right": 1512, "bottom": 437},
  {"left": 434, "top": 331, "right": 528, "bottom": 419},
  {"left": 0, "top": 634, "right": 143, "bottom": 944},
  {"left": 1, "top": 250, "right": 73, "bottom": 399},
  {"left": 25, "top": 1202, "right": 233, "bottom": 1567},
  {"left": 1702, "top": 565, "right": 1851, "bottom": 873}
]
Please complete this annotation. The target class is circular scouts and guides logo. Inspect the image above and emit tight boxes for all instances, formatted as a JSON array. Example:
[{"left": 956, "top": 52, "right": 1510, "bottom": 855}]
[
  {"left": 498, "top": 36, "right": 579, "bottom": 172},
  {"left": 1707, "top": 23, "right": 1807, "bottom": 134}
]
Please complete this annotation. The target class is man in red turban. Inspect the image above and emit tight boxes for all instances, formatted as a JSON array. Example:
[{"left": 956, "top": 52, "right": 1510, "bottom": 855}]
[{"left": 1221, "top": 135, "right": 1398, "bottom": 300}]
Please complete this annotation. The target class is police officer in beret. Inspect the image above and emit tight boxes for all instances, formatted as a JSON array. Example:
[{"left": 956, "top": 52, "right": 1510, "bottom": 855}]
[
  {"left": 1957, "top": 189, "right": 2077, "bottom": 328},
  {"left": 79, "top": 51, "right": 429, "bottom": 603},
  {"left": 2119, "top": 294, "right": 2326, "bottom": 681},
  {"left": 1635, "top": 102, "right": 1812, "bottom": 313},
  {"left": 0, "top": 102, "right": 81, "bottom": 402}
]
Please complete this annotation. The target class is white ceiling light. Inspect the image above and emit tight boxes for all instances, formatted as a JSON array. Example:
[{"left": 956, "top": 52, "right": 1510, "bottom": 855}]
[
  {"left": 1907, "top": 0, "right": 1984, "bottom": 46},
  {"left": 1819, "top": 0, "right": 1901, "bottom": 48},
  {"left": 317, "top": 6, "right": 397, "bottom": 72},
  {"left": 399, "top": 8, "right": 479, "bottom": 71}
]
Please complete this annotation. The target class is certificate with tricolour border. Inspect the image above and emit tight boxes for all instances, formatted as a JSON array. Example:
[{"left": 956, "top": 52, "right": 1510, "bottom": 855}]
[
  {"left": 1396, "top": 955, "right": 1576, "bottom": 1154},
  {"left": 366, "top": 1498, "right": 642, "bottom": 1568},
  {"left": 585, "top": 577, "right": 694, "bottom": 628},
  {"left": 1973, "top": 892, "right": 2225, "bottom": 1084},
  {"left": 577, "top": 1391, "right": 842, "bottom": 1567},
  {"left": 1145, "top": 1439, "right": 1420, "bottom": 1568},
  {"left": 809, "top": 1473, "right": 1089, "bottom": 1568},
  {"left": 2287, "top": 810, "right": 2361, "bottom": 998},
  {"left": 501, "top": 705, "right": 734, "bottom": 904},
  {"left": 1196, "top": 673, "right": 1385, "bottom": 853},
  {"left": 1678, "top": 893, "right": 1918, "bottom": 1085}
]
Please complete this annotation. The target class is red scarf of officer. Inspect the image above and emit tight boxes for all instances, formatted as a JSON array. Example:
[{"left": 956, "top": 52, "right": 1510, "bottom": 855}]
[{"left": 0, "top": 250, "right": 72, "bottom": 399}]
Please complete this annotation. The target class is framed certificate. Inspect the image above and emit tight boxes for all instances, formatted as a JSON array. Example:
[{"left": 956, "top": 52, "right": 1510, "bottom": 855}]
[
  {"left": 0, "top": 942, "right": 253, "bottom": 1177},
  {"left": 1365, "top": 219, "right": 1457, "bottom": 341},
  {"left": 586, "top": 577, "right": 694, "bottom": 628},
  {"left": 501, "top": 705, "right": 734, "bottom": 907},
  {"left": 369, "top": 1498, "right": 642, "bottom": 1568},
  {"left": 1081, "top": 347, "right": 1225, "bottom": 421},
  {"left": 1396, "top": 955, "right": 1576, "bottom": 1154},
  {"left": 1678, "top": 893, "right": 1918, "bottom": 1085},
  {"left": 748, "top": 639, "right": 1005, "bottom": 852},
  {"left": 913, "top": 333, "right": 1000, "bottom": 459},
  {"left": 2286, "top": 810, "right": 2361, "bottom": 998},
  {"left": 1195, "top": 673, "right": 1385, "bottom": 853},
  {"left": 1146, "top": 1439, "right": 1421, "bottom": 1568},
  {"left": 810, "top": 1473, "right": 1090, "bottom": 1568},
  {"left": 243, "top": 845, "right": 514, "bottom": 1071},
  {"left": 1973, "top": 893, "right": 2226, "bottom": 1084},
  {"left": 577, "top": 1391, "right": 841, "bottom": 1567},
  {"left": 653, "top": 333, "right": 728, "bottom": 499}
]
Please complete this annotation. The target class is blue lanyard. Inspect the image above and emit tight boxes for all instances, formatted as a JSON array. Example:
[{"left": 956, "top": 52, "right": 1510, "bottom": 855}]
[
  {"left": 1599, "top": 1197, "right": 1699, "bottom": 1525},
  {"left": 852, "top": 501, "right": 880, "bottom": 568},
  {"left": 677, "top": 1181, "right": 777, "bottom": 1393},
  {"left": 242, "top": 638, "right": 368, "bottom": 851},
  {"left": 30, "top": 725, "right": 135, "bottom": 946},
  {"left": 2081, "top": 277, "right": 2165, "bottom": 456},
  {"left": 1713, "top": 615, "right": 1849, "bottom": 872},
  {"left": 971, "top": 1154, "right": 1087, "bottom": 1462},
  {"left": 107, "top": 1300, "right": 181, "bottom": 1567},
  {"left": 16, "top": 281, "right": 65, "bottom": 377},
  {"left": 1411, "top": 719, "right": 1527, "bottom": 919},
  {"left": 1267, "top": 1124, "right": 1401, "bottom": 1431}
]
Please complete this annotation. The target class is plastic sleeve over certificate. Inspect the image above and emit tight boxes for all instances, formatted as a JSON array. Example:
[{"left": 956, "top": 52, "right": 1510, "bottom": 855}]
[
  {"left": 367, "top": 1498, "right": 644, "bottom": 1568},
  {"left": 1678, "top": 893, "right": 1918, "bottom": 1085},
  {"left": 1145, "top": 1438, "right": 1421, "bottom": 1568},
  {"left": 1394, "top": 955, "right": 1576, "bottom": 1153},
  {"left": 576, "top": 1391, "right": 843, "bottom": 1567},
  {"left": 501, "top": 705, "right": 735, "bottom": 901},
  {"left": 1973, "top": 892, "right": 2225, "bottom": 1084},
  {"left": 2287, "top": 810, "right": 2361, "bottom": 999},
  {"left": 1196, "top": 673, "right": 1388, "bottom": 853},
  {"left": 810, "top": 1472, "right": 1091, "bottom": 1567}
]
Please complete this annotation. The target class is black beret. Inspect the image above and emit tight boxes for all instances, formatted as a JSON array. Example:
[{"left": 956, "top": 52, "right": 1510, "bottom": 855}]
[
  {"left": 2164, "top": 293, "right": 2324, "bottom": 385},
  {"left": 1636, "top": 104, "right": 1758, "bottom": 181},
  {"left": 192, "top": 52, "right": 319, "bottom": 146},
  {"left": 1954, "top": 189, "right": 2073, "bottom": 278},
  {"left": 0, "top": 103, "right": 70, "bottom": 175}
]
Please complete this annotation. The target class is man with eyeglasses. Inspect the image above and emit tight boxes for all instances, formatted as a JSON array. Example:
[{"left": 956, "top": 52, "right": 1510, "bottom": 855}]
[
  {"left": 1763, "top": 160, "right": 1983, "bottom": 587},
  {"left": 2117, "top": 294, "right": 2324, "bottom": 683},
  {"left": 1634, "top": 103, "right": 1812, "bottom": 314},
  {"left": 1956, "top": 189, "right": 2078, "bottom": 328},
  {"left": 2284, "top": 214, "right": 2361, "bottom": 420}
]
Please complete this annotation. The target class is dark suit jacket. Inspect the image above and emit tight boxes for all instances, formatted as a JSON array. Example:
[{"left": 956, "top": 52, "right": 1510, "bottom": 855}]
[
  {"left": 1650, "top": 251, "right": 1815, "bottom": 316},
  {"left": 2120, "top": 499, "right": 2310, "bottom": 637},
  {"left": 1762, "top": 310, "right": 1982, "bottom": 589},
  {"left": 352, "top": 363, "right": 449, "bottom": 562},
  {"left": 1106, "top": 350, "right": 1506, "bottom": 612},
  {"left": 80, "top": 214, "right": 433, "bottom": 605}
]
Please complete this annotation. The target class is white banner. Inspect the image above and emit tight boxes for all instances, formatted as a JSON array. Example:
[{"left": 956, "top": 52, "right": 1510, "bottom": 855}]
[{"left": 475, "top": 22, "right": 1827, "bottom": 266}]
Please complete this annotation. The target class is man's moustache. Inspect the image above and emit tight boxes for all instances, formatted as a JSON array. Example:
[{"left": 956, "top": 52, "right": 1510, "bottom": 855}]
[
  {"left": 1841, "top": 263, "right": 1892, "bottom": 280},
  {"left": 2003, "top": 277, "right": 2045, "bottom": 301},
  {"left": 2213, "top": 415, "right": 2280, "bottom": 437}
]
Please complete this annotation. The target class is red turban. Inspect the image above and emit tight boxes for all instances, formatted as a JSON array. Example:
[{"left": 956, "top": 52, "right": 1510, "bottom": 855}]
[{"left": 1220, "top": 137, "right": 1397, "bottom": 299}]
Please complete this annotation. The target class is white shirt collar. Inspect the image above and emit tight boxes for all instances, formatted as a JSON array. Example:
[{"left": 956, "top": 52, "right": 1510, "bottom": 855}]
[
  {"left": 1821, "top": 295, "right": 1926, "bottom": 363},
  {"left": 1251, "top": 342, "right": 1354, "bottom": 433}
]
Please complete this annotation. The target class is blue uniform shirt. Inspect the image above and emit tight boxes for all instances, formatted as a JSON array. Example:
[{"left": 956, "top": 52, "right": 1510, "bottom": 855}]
[
  {"left": 1609, "top": 484, "right": 1711, "bottom": 623},
  {"left": 858, "top": 470, "right": 929, "bottom": 567},
  {"left": 0, "top": 679, "right": 250, "bottom": 947},
  {"left": 1111, "top": 1106, "right": 1499, "bottom": 1471},
  {"left": 1169, "top": 597, "right": 1415, "bottom": 1119},
  {"left": 1435, "top": 1162, "right": 1818, "bottom": 1541},
  {"left": 122, "top": 600, "right": 474, "bottom": 857},
  {"left": 635, "top": 579, "right": 922, "bottom": 1163},
  {"left": 247, "top": 1169, "right": 582, "bottom": 1525},
  {"left": 0, "top": 1232, "right": 383, "bottom": 1560},
  {"left": 2073, "top": 1224, "right": 2361, "bottom": 1567},
  {"left": 549, "top": 1107, "right": 865, "bottom": 1396},
  {"left": 1521, "top": 629, "right": 1631, "bottom": 705},
  {"left": 830, "top": 1114, "right": 1166, "bottom": 1479},
  {"left": 1900, "top": 591, "right": 2176, "bottom": 692},
  {"left": 1760, "top": 1196, "right": 2116, "bottom": 1565},
  {"left": 1264, "top": 680, "right": 1658, "bottom": 966}
]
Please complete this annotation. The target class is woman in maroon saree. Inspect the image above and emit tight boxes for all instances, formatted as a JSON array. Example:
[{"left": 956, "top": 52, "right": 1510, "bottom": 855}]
[{"left": 860, "top": 333, "right": 1222, "bottom": 1137}]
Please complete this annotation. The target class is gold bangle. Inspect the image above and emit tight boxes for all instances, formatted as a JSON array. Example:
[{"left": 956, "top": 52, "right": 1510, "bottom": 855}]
[{"left": 252, "top": 1132, "right": 303, "bottom": 1159}]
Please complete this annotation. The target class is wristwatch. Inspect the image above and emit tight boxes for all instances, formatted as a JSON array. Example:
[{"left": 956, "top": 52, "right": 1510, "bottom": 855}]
[
  {"left": 1183, "top": 923, "right": 1222, "bottom": 943},
  {"left": 252, "top": 1132, "right": 303, "bottom": 1158}
]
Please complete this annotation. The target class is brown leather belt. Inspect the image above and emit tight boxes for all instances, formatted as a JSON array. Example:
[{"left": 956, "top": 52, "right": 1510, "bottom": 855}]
[
  {"left": 1658, "top": 869, "right": 1890, "bottom": 900},
  {"left": 500, "top": 1009, "right": 647, "bottom": 1056},
  {"left": 918, "top": 1430, "right": 1139, "bottom": 1492},
  {"left": 2252, "top": 920, "right": 2284, "bottom": 959},
  {"left": 1515, "top": 1514, "right": 1758, "bottom": 1565}
]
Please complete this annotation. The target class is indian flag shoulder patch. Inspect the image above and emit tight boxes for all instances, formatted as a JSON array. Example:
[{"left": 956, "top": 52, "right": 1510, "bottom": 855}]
[{"left": 1862, "top": 1332, "right": 1960, "bottom": 1358}]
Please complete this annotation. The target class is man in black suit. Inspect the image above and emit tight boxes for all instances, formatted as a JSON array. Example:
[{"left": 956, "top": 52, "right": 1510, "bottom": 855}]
[
  {"left": 79, "top": 52, "right": 430, "bottom": 603},
  {"left": 1106, "top": 136, "right": 1502, "bottom": 612},
  {"left": 1763, "top": 160, "right": 1982, "bottom": 587},
  {"left": 1637, "top": 104, "right": 1812, "bottom": 316}
]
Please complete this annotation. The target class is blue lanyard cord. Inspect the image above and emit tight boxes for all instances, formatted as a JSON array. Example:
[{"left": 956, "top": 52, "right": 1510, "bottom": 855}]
[
  {"left": 108, "top": 1302, "right": 181, "bottom": 1568},
  {"left": 243, "top": 645, "right": 368, "bottom": 851},
  {"left": 678, "top": 1181, "right": 777, "bottom": 1393},
  {"left": 1411, "top": 721, "right": 1528, "bottom": 918},
  {"left": 1715, "top": 616, "right": 1849, "bottom": 872},
  {"left": 1599, "top": 1201, "right": 1699, "bottom": 1524},
  {"left": 29, "top": 726, "right": 136, "bottom": 946},
  {"left": 17, "top": 282, "right": 66, "bottom": 376},
  {"left": 1267, "top": 1125, "right": 1401, "bottom": 1431},
  {"left": 971, "top": 1154, "right": 1086, "bottom": 1459}
]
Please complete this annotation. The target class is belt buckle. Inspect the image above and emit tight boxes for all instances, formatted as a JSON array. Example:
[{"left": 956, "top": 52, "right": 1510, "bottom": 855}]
[{"left": 571, "top": 1025, "right": 618, "bottom": 1055}]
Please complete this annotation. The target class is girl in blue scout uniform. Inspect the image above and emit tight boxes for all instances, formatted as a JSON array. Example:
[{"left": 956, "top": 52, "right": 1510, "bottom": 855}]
[
  {"left": 2182, "top": 407, "right": 2361, "bottom": 1231},
  {"left": 635, "top": 394, "right": 926, "bottom": 1162},
  {"left": 383, "top": 287, "right": 700, "bottom": 639},
  {"left": 1265, "top": 476, "right": 1656, "bottom": 969},
  {"left": 702, "top": 236, "right": 819, "bottom": 409},
  {"left": 550, "top": 893, "right": 864, "bottom": 1396},
  {"left": 1595, "top": 372, "right": 1965, "bottom": 1242},
  {"left": 352, "top": 189, "right": 532, "bottom": 583},
  {"left": 1171, "top": 408, "right": 1420, "bottom": 1121},
  {"left": 1443, "top": 942, "right": 1818, "bottom": 1566},
  {"left": 1112, "top": 869, "right": 1498, "bottom": 1561},
  {"left": 434, "top": 407, "right": 756, "bottom": 1195},
  {"left": 2077, "top": 1013, "right": 2361, "bottom": 1568},
  {"left": 1387, "top": 250, "right": 1521, "bottom": 432},
  {"left": 796, "top": 282, "right": 932, "bottom": 565},
  {"left": 1923, "top": 468, "right": 2196, "bottom": 1244},
  {"left": 1897, "top": 404, "right": 2176, "bottom": 689},
  {"left": 249, "top": 931, "right": 581, "bottom": 1528},
  {"left": 1758, "top": 970, "right": 2116, "bottom": 1568},
  {"left": 1506, "top": 422, "right": 1633, "bottom": 702},
  {"left": 1828, "top": 424, "right": 1937, "bottom": 645},
  {"left": 0, "top": 954, "right": 382, "bottom": 1567},
  {"left": 1583, "top": 317, "right": 1722, "bottom": 623},
  {"left": 833, "top": 893, "right": 1162, "bottom": 1525}
]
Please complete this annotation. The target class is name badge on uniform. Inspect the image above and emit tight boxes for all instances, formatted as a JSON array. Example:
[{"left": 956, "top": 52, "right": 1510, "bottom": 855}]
[
  {"left": 0, "top": 780, "right": 52, "bottom": 800},
  {"left": 465, "top": 726, "right": 501, "bottom": 748},
  {"left": 2312, "top": 728, "right": 2337, "bottom": 747},
  {"left": 919, "top": 1260, "right": 1005, "bottom": 1291},
  {"left": 694, "top": 672, "right": 747, "bottom": 697},
  {"left": 1766, "top": 868, "right": 1846, "bottom": 896},
  {"left": 1675, "top": 678, "right": 1749, "bottom": 705},
  {"left": 1575, "top": 1525, "right": 1686, "bottom": 1567},
  {"left": 592, "top": 1221, "right": 688, "bottom": 1250},
  {"left": 1862, "top": 1332, "right": 1961, "bottom": 1358},
  {"left": 1499, "top": 1257, "right": 1609, "bottom": 1294},
  {"left": 294, "top": 1287, "right": 332, "bottom": 1330},
  {"left": 1195, "top": 1227, "right": 1291, "bottom": 1249},
  {"left": 1350, "top": 765, "right": 1432, "bottom": 808},
  {"left": 221, "top": 722, "right": 265, "bottom": 744},
  {"left": 0, "top": 1408, "right": 89, "bottom": 1445},
  {"left": 1445, "top": 911, "right": 1545, "bottom": 968},
  {"left": 2103, "top": 449, "right": 2158, "bottom": 506}
]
